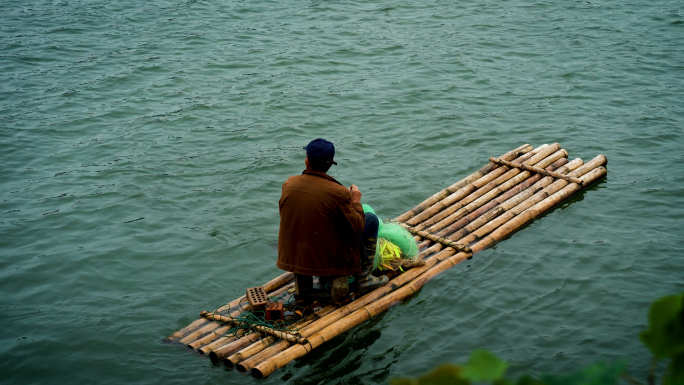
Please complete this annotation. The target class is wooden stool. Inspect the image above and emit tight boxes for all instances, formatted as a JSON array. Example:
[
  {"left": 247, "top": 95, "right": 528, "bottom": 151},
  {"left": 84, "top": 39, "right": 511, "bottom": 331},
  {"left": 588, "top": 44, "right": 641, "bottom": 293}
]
[
  {"left": 294, "top": 274, "right": 349, "bottom": 303},
  {"left": 330, "top": 276, "right": 349, "bottom": 303}
]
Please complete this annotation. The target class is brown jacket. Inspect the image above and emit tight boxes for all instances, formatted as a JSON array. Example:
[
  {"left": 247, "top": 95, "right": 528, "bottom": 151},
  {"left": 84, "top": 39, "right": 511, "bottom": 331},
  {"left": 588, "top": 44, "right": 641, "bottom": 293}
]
[{"left": 277, "top": 170, "right": 365, "bottom": 276}]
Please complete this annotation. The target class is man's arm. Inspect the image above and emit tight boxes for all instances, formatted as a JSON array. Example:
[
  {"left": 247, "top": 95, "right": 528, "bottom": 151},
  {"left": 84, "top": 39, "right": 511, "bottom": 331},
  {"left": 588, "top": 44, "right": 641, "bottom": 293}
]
[
  {"left": 342, "top": 184, "right": 366, "bottom": 235},
  {"left": 349, "top": 184, "right": 362, "bottom": 204}
]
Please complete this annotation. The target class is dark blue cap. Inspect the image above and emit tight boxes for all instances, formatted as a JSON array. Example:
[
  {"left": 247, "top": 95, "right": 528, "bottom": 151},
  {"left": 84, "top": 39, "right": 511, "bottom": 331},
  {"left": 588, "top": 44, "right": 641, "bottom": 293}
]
[{"left": 304, "top": 138, "right": 337, "bottom": 165}]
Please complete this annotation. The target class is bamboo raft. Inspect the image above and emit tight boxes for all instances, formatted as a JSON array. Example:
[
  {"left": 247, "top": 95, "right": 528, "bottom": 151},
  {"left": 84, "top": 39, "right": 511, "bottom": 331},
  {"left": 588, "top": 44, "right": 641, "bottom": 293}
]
[{"left": 165, "top": 143, "right": 607, "bottom": 379}]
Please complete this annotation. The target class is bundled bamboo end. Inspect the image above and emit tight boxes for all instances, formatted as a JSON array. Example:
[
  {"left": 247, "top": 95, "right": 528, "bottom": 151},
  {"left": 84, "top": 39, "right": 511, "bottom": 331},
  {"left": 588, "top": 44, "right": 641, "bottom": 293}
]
[
  {"left": 188, "top": 325, "right": 231, "bottom": 350},
  {"left": 224, "top": 339, "right": 274, "bottom": 368},
  {"left": 208, "top": 350, "right": 222, "bottom": 364},
  {"left": 164, "top": 318, "right": 208, "bottom": 343},
  {"left": 252, "top": 369, "right": 266, "bottom": 379},
  {"left": 209, "top": 333, "right": 258, "bottom": 364},
  {"left": 198, "top": 336, "right": 233, "bottom": 355}
]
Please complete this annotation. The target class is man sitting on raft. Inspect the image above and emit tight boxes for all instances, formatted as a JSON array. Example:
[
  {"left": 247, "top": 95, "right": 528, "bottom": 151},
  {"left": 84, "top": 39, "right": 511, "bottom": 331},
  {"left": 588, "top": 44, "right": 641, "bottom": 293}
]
[{"left": 277, "top": 138, "right": 388, "bottom": 292}]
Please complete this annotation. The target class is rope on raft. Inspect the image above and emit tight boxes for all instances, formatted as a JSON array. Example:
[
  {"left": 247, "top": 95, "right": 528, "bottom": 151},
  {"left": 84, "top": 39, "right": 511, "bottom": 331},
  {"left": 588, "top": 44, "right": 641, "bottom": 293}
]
[
  {"left": 489, "top": 157, "right": 583, "bottom": 185},
  {"left": 391, "top": 221, "right": 473, "bottom": 254},
  {"left": 200, "top": 295, "right": 308, "bottom": 345}
]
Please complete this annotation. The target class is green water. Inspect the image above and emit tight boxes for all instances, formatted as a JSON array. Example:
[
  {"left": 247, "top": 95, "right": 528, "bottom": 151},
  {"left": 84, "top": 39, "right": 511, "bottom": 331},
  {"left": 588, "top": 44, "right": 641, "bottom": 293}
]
[{"left": 1, "top": 0, "right": 683, "bottom": 384}]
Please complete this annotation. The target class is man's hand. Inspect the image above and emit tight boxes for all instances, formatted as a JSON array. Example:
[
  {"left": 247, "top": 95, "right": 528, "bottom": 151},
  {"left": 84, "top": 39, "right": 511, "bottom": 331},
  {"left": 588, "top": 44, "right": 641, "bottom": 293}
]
[{"left": 349, "top": 184, "right": 362, "bottom": 203}]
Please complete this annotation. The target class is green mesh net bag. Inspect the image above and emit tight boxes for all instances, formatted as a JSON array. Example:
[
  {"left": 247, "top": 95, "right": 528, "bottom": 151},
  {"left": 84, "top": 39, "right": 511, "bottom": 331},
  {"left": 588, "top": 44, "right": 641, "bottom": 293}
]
[{"left": 363, "top": 204, "right": 419, "bottom": 271}]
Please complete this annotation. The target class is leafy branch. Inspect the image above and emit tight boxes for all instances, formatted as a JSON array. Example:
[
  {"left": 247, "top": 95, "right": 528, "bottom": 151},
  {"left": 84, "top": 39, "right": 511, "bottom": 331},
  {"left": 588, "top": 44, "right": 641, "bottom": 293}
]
[{"left": 391, "top": 293, "right": 684, "bottom": 385}]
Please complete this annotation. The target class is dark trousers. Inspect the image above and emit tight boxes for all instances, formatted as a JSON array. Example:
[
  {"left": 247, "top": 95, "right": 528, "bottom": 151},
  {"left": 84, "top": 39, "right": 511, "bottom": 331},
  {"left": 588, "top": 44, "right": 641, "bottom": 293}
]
[
  {"left": 317, "top": 212, "right": 379, "bottom": 285},
  {"left": 360, "top": 212, "right": 379, "bottom": 269}
]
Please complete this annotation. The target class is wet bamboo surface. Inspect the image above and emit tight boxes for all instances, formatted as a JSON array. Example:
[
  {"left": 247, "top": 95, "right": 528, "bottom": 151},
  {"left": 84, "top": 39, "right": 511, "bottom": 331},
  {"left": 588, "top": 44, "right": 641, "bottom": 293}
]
[{"left": 166, "top": 144, "right": 607, "bottom": 379}]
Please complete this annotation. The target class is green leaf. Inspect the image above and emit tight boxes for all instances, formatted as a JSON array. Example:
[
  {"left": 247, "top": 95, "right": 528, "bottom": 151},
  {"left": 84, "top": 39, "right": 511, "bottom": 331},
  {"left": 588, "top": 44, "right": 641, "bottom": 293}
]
[
  {"left": 494, "top": 379, "right": 516, "bottom": 385},
  {"left": 390, "top": 364, "right": 469, "bottom": 385},
  {"left": 389, "top": 379, "right": 415, "bottom": 385},
  {"left": 515, "top": 374, "right": 548, "bottom": 385},
  {"left": 461, "top": 349, "right": 508, "bottom": 382},
  {"left": 639, "top": 293, "right": 684, "bottom": 359},
  {"left": 541, "top": 361, "right": 626, "bottom": 385},
  {"left": 669, "top": 353, "right": 684, "bottom": 385}
]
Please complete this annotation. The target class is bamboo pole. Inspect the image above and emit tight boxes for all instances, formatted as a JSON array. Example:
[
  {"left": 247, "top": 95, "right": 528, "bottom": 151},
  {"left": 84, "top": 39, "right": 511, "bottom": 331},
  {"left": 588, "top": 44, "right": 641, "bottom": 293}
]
[
  {"left": 165, "top": 318, "right": 206, "bottom": 343},
  {"left": 166, "top": 304, "right": 240, "bottom": 344},
  {"left": 203, "top": 297, "right": 328, "bottom": 358},
  {"left": 414, "top": 143, "right": 561, "bottom": 230},
  {"left": 198, "top": 335, "right": 237, "bottom": 355},
  {"left": 165, "top": 272, "right": 294, "bottom": 342},
  {"left": 223, "top": 305, "right": 336, "bottom": 367},
  {"left": 469, "top": 165, "right": 607, "bottom": 253},
  {"left": 233, "top": 239, "right": 463, "bottom": 372},
  {"left": 251, "top": 251, "right": 472, "bottom": 379},
  {"left": 428, "top": 153, "right": 575, "bottom": 237},
  {"left": 200, "top": 311, "right": 239, "bottom": 324},
  {"left": 178, "top": 316, "right": 236, "bottom": 347},
  {"left": 418, "top": 146, "right": 566, "bottom": 233},
  {"left": 394, "top": 144, "right": 533, "bottom": 223},
  {"left": 490, "top": 157, "right": 582, "bottom": 185},
  {"left": 457, "top": 155, "right": 606, "bottom": 246},
  {"left": 233, "top": 245, "right": 454, "bottom": 372},
  {"left": 442, "top": 158, "right": 582, "bottom": 242},
  {"left": 188, "top": 325, "right": 232, "bottom": 350},
  {"left": 259, "top": 272, "right": 295, "bottom": 293},
  {"left": 433, "top": 157, "right": 570, "bottom": 238},
  {"left": 207, "top": 332, "right": 260, "bottom": 362},
  {"left": 243, "top": 246, "right": 460, "bottom": 374},
  {"left": 406, "top": 144, "right": 550, "bottom": 228},
  {"left": 253, "top": 326, "right": 306, "bottom": 344},
  {"left": 417, "top": 156, "right": 569, "bottom": 250},
  {"left": 193, "top": 284, "right": 320, "bottom": 356},
  {"left": 251, "top": 156, "right": 607, "bottom": 379},
  {"left": 398, "top": 224, "right": 472, "bottom": 253},
  {"left": 225, "top": 338, "right": 277, "bottom": 368},
  {"left": 427, "top": 149, "right": 568, "bottom": 234},
  {"left": 418, "top": 154, "right": 568, "bottom": 246},
  {"left": 209, "top": 305, "right": 336, "bottom": 363},
  {"left": 178, "top": 282, "right": 295, "bottom": 348},
  {"left": 179, "top": 320, "right": 226, "bottom": 346}
]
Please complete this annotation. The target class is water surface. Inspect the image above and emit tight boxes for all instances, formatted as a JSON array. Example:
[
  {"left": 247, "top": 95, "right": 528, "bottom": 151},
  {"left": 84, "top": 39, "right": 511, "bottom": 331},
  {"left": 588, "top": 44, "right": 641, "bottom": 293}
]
[{"left": 1, "top": 0, "right": 683, "bottom": 384}]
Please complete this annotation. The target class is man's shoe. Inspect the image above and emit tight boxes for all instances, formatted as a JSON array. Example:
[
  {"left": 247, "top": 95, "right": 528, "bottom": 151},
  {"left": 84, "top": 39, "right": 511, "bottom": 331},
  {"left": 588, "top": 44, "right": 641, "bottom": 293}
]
[{"left": 355, "top": 269, "right": 388, "bottom": 291}]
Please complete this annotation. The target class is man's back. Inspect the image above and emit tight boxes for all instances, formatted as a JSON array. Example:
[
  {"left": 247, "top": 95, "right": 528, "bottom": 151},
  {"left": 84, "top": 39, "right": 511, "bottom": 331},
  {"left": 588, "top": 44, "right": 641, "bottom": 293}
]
[{"left": 277, "top": 169, "right": 365, "bottom": 277}]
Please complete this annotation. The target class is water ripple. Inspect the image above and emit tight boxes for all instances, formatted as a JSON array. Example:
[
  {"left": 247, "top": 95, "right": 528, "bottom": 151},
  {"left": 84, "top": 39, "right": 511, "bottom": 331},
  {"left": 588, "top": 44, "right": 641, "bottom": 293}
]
[{"left": 2, "top": 0, "right": 684, "bottom": 384}]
